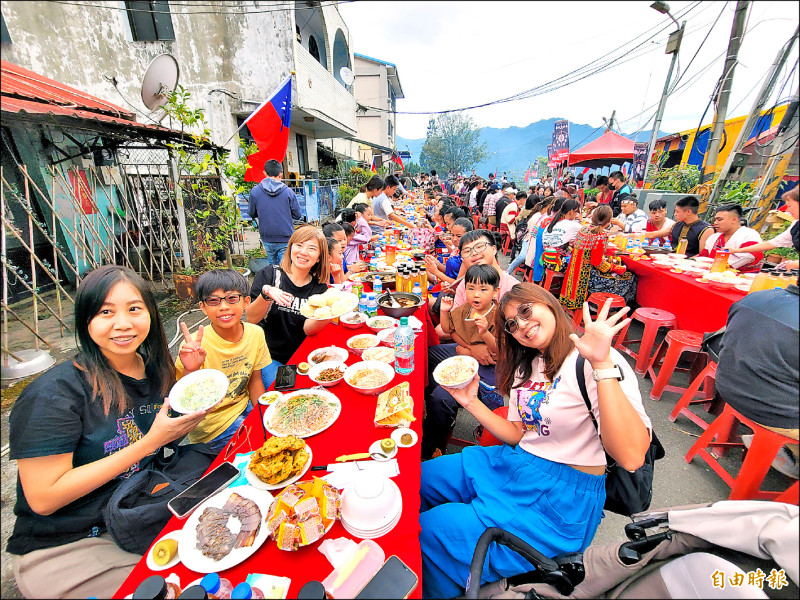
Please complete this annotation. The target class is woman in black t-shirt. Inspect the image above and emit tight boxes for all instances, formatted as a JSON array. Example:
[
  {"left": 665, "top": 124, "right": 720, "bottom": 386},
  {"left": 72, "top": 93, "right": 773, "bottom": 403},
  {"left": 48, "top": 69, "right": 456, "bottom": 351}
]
[
  {"left": 247, "top": 226, "right": 331, "bottom": 387},
  {"left": 7, "top": 266, "right": 208, "bottom": 599}
]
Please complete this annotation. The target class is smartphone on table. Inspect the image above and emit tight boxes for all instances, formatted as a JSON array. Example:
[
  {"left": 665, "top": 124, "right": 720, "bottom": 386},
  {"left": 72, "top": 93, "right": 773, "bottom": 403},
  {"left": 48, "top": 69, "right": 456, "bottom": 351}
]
[
  {"left": 274, "top": 364, "right": 297, "bottom": 390},
  {"left": 354, "top": 555, "right": 419, "bottom": 599},
  {"left": 166, "top": 461, "right": 240, "bottom": 519}
]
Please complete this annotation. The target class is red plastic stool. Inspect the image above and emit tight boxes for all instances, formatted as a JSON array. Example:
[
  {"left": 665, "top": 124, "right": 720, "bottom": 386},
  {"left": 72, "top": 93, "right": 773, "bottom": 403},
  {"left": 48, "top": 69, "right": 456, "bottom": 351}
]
[
  {"left": 448, "top": 406, "right": 508, "bottom": 448},
  {"left": 572, "top": 293, "right": 625, "bottom": 332},
  {"left": 614, "top": 307, "right": 678, "bottom": 375},
  {"left": 669, "top": 361, "right": 717, "bottom": 429},
  {"left": 646, "top": 330, "right": 704, "bottom": 401},
  {"left": 539, "top": 268, "right": 563, "bottom": 296},
  {"left": 685, "top": 404, "right": 800, "bottom": 502}
]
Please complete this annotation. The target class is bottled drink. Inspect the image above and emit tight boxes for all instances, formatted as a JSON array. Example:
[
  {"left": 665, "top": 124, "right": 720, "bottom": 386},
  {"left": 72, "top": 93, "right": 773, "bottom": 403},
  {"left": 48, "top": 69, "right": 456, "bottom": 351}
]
[
  {"left": 386, "top": 244, "right": 396, "bottom": 265},
  {"left": 420, "top": 269, "right": 428, "bottom": 299},
  {"left": 402, "top": 268, "right": 411, "bottom": 294},
  {"left": 200, "top": 574, "right": 233, "bottom": 600},
  {"left": 676, "top": 237, "right": 689, "bottom": 255},
  {"left": 367, "top": 293, "right": 378, "bottom": 318},
  {"left": 663, "top": 238, "right": 672, "bottom": 251},
  {"left": 412, "top": 283, "right": 422, "bottom": 299},
  {"left": 358, "top": 294, "right": 368, "bottom": 315},
  {"left": 710, "top": 249, "right": 730, "bottom": 273},
  {"left": 394, "top": 317, "right": 415, "bottom": 375},
  {"left": 352, "top": 283, "right": 363, "bottom": 301},
  {"left": 373, "top": 275, "right": 383, "bottom": 298},
  {"left": 230, "top": 583, "right": 264, "bottom": 600}
]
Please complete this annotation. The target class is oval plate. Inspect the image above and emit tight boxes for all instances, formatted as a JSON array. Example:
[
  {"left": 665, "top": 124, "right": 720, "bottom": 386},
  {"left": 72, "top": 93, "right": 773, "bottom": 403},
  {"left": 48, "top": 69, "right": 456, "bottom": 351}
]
[{"left": 263, "top": 389, "right": 342, "bottom": 438}]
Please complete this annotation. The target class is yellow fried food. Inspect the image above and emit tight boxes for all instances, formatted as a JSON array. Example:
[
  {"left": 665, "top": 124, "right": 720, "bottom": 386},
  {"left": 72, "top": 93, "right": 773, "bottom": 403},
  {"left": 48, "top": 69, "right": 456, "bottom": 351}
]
[
  {"left": 265, "top": 455, "right": 296, "bottom": 484},
  {"left": 249, "top": 436, "right": 309, "bottom": 484},
  {"left": 291, "top": 447, "right": 310, "bottom": 475},
  {"left": 252, "top": 436, "right": 305, "bottom": 461}
]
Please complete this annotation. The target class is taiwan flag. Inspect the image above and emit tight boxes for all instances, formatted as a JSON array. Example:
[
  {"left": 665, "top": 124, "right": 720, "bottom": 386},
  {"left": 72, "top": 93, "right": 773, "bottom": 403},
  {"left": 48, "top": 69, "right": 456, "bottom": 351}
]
[
  {"left": 244, "top": 75, "right": 293, "bottom": 183},
  {"left": 391, "top": 154, "right": 404, "bottom": 170}
]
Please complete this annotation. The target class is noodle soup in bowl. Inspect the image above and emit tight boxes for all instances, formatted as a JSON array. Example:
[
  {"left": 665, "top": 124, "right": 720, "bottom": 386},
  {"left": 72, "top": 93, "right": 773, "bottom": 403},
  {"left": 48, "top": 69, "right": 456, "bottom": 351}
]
[{"left": 343, "top": 361, "right": 395, "bottom": 395}]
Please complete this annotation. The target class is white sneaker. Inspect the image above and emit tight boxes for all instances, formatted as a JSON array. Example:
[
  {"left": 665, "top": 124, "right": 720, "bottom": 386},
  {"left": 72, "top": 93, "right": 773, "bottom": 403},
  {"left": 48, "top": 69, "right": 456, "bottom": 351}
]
[{"left": 741, "top": 434, "right": 799, "bottom": 479}]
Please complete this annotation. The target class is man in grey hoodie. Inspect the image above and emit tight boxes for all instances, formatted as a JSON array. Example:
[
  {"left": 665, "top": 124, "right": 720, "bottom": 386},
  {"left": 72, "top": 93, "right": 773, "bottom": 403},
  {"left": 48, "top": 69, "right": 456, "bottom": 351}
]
[{"left": 248, "top": 159, "right": 303, "bottom": 265}]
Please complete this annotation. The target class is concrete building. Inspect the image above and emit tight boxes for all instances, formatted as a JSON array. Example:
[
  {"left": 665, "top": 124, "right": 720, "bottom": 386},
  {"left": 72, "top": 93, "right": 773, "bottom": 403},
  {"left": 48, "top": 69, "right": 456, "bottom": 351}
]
[
  {"left": 353, "top": 52, "right": 404, "bottom": 167},
  {"left": 0, "top": 0, "right": 359, "bottom": 177}
]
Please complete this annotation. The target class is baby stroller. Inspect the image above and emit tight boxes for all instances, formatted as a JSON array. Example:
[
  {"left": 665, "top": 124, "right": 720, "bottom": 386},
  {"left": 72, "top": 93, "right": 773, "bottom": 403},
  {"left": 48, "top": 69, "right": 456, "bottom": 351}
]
[{"left": 463, "top": 501, "right": 798, "bottom": 599}]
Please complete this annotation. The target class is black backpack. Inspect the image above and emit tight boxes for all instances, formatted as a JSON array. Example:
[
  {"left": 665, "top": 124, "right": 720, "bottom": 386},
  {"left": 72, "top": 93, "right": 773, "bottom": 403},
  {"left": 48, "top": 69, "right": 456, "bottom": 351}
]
[{"left": 103, "top": 441, "right": 217, "bottom": 554}]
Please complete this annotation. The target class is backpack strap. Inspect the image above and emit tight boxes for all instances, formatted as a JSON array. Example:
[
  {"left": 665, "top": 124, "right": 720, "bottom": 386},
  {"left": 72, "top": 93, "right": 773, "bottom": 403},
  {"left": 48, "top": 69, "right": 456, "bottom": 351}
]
[
  {"left": 273, "top": 266, "right": 282, "bottom": 288},
  {"left": 575, "top": 355, "right": 599, "bottom": 432}
]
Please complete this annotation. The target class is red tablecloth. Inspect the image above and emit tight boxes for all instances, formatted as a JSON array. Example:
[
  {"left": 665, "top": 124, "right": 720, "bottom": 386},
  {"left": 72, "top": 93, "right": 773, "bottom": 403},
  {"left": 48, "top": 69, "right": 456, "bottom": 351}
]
[
  {"left": 115, "top": 307, "right": 431, "bottom": 599},
  {"left": 622, "top": 256, "right": 745, "bottom": 333}
]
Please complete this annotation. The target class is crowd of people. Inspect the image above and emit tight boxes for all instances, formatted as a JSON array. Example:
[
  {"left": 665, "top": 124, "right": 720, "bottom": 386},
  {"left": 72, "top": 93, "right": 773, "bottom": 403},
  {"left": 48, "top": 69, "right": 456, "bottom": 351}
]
[{"left": 6, "top": 156, "right": 798, "bottom": 599}]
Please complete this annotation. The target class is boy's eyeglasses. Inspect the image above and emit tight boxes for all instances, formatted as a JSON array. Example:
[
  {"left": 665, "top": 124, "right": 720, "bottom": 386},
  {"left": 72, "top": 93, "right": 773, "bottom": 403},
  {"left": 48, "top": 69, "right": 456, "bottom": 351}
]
[
  {"left": 504, "top": 303, "right": 534, "bottom": 334},
  {"left": 202, "top": 293, "right": 244, "bottom": 307},
  {"left": 461, "top": 241, "right": 491, "bottom": 258}
]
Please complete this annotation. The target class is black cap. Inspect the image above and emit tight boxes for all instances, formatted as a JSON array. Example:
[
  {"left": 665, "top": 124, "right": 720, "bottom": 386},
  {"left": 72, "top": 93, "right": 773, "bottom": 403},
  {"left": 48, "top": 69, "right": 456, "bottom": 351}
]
[
  {"left": 178, "top": 585, "right": 209, "bottom": 599},
  {"left": 133, "top": 575, "right": 168, "bottom": 600},
  {"left": 297, "top": 581, "right": 327, "bottom": 599}
]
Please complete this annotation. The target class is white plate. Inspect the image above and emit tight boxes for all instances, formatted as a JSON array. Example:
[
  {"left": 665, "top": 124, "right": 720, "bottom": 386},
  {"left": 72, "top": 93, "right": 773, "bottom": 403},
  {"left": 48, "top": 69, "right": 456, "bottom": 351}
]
[
  {"left": 145, "top": 531, "right": 181, "bottom": 571},
  {"left": 258, "top": 391, "right": 283, "bottom": 406},
  {"left": 307, "top": 346, "right": 349, "bottom": 366},
  {"left": 168, "top": 369, "right": 229, "bottom": 414},
  {"left": 341, "top": 481, "right": 402, "bottom": 533},
  {"left": 433, "top": 356, "right": 479, "bottom": 389},
  {"left": 369, "top": 439, "right": 398, "bottom": 461},
  {"left": 179, "top": 485, "right": 273, "bottom": 574},
  {"left": 263, "top": 389, "right": 342, "bottom": 438},
  {"left": 304, "top": 293, "right": 359, "bottom": 321},
  {"left": 342, "top": 510, "right": 401, "bottom": 540},
  {"left": 245, "top": 444, "right": 313, "bottom": 491},
  {"left": 391, "top": 428, "right": 418, "bottom": 448}
]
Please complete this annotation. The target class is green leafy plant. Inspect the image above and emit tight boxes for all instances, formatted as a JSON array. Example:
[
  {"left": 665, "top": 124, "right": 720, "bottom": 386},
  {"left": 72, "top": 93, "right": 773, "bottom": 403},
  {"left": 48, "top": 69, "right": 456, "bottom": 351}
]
[
  {"left": 763, "top": 219, "right": 799, "bottom": 260},
  {"left": 647, "top": 164, "right": 701, "bottom": 193},
  {"left": 336, "top": 183, "right": 358, "bottom": 209},
  {"left": 245, "top": 246, "right": 267, "bottom": 259}
]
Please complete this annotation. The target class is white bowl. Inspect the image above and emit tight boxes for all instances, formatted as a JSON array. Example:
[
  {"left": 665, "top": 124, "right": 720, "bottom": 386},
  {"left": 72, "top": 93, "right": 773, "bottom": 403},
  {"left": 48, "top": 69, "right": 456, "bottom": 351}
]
[
  {"left": 307, "top": 346, "right": 349, "bottom": 366},
  {"left": 366, "top": 316, "right": 399, "bottom": 333},
  {"left": 377, "top": 327, "right": 396, "bottom": 348},
  {"left": 346, "top": 334, "right": 380, "bottom": 356},
  {"left": 307, "top": 361, "right": 347, "bottom": 387},
  {"left": 168, "top": 369, "right": 229, "bottom": 414},
  {"left": 433, "top": 356, "right": 479, "bottom": 389},
  {"left": 693, "top": 256, "right": 715, "bottom": 265},
  {"left": 344, "top": 360, "right": 395, "bottom": 395},
  {"left": 667, "top": 253, "right": 687, "bottom": 260},
  {"left": 362, "top": 346, "right": 396, "bottom": 364},
  {"left": 341, "top": 474, "right": 402, "bottom": 532},
  {"left": 340, "top": 312, "right": 367, "bottom": 329}
]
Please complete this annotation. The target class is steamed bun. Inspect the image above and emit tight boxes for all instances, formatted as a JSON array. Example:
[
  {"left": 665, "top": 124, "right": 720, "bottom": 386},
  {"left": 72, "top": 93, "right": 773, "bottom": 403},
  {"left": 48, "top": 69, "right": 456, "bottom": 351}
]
[
  {"left": 300, "top": 303, "right": 315, "bottom": 317},
  {"left": 314, "top": 306, "right": 332, "bottom": 319},
  {"left": 308, "top": 294, "right": 326, "bottom": 308}
]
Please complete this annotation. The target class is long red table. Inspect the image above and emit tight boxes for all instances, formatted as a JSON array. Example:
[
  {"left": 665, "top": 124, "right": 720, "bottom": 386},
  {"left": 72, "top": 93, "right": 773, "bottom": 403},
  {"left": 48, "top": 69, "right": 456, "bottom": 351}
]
[
  {"left": 622, "top": 256, "right": 745, "bottom": 332},
  {"left": 115, "top": 307, "right": 432, "bottom": 599}
]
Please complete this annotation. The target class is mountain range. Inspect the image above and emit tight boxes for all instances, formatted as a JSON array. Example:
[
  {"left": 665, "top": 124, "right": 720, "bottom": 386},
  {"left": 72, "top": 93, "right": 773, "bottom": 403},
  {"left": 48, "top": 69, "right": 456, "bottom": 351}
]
[{"left": 397, "top": 118, "right": 667, "bottom": 178}]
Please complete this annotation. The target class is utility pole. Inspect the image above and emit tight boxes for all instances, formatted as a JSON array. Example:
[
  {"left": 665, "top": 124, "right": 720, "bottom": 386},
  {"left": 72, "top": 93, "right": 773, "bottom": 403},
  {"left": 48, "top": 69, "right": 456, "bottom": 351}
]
[
  {"left": 699, "top": 0, "right": 750, "bottom": 186},
  {"left": 603, "top": 110, "right": 617, "bottom": 132},
  {"left": 704, "top": 26, "right": 799, "bottom": 215}
]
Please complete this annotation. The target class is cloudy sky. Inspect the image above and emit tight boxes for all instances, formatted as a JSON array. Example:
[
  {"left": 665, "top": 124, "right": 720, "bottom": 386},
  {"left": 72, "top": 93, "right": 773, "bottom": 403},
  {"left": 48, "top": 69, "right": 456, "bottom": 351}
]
[{"left": 339, "top": 1, "right": 799, "bottom": 141}]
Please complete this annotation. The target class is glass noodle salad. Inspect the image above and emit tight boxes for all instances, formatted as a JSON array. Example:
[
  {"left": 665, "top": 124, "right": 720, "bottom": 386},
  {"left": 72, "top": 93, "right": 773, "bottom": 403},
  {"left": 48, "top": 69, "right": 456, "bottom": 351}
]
[
  {"left": 178, "top": 376, "right": 225, "bottom": 411},
  {"left": 269, "top": 393, "right": 340, "bottom": 436}
]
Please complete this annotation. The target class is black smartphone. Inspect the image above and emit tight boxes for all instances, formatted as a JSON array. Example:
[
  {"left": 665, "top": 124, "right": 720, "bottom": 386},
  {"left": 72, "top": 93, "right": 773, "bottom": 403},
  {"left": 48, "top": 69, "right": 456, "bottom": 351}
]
[
  {"left": 166, "top": 461, "right": 240, "bottom": 519},
  {"left": 354, "top": 556, "right": 419, "bottom": 599},
  {"left": 274, "top": 364, "right": 297, "bottom": 390}
]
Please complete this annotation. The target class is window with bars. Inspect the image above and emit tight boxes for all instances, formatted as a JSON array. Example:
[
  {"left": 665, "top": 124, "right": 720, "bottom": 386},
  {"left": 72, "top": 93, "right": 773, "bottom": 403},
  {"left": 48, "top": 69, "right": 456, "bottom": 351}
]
[{"left": 125, "top": 1, "right": 175, "bottom": 42}]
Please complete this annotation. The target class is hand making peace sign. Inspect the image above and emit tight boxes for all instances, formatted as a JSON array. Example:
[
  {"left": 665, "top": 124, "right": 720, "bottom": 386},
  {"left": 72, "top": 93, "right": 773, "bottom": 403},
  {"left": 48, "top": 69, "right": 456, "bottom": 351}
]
[{"left": 178, "top": 322, "right": 207, "bottom": 373}]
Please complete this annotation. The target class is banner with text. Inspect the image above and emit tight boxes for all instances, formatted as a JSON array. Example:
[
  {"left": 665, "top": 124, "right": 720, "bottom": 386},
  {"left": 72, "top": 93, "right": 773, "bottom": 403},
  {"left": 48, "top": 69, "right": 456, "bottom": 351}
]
[
  {"left": 632, "top": 142, "right": 649, "bottom": 183},
  {"left": 554, "top": 120, "right": 570, "bottom": 162}
]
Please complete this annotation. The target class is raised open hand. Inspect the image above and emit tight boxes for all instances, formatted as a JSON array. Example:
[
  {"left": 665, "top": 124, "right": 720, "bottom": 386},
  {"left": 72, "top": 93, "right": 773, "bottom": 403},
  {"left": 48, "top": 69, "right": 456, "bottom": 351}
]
[
  {"left": 568, "top": 299, "right": 630, "bottom": 367},
  {"left": 178, "top": 322, "right": 206, "bottom": 373}
]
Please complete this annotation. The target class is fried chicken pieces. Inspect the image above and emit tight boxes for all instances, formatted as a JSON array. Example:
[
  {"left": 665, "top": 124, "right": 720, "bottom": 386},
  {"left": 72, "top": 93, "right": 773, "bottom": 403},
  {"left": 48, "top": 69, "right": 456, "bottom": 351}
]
[{"left": 249, "top": 436, "right": 310, "bottom": 485}]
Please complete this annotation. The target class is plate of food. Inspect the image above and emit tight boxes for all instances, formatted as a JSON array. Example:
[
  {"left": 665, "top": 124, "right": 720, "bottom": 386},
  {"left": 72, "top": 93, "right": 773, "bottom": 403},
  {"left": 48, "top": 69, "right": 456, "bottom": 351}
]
[
  {"left": 340, "top": 312, "right": 367, "bottom": 329},
  {"left": 246, "top": 436, "right": 313, "bottom": 491},
  {"left": 300, "top": 289, "right": 359, "bottom": 321},
  {"left": 377, "top": 327, "right": 396, "bottom": 347},
  {"left": 168, "top": 369, "right": 229, "bottom": 414},
  {"left": 146, "top": 531, "right": 181, "bottom": 571},
  {"left": 344, "top": 361, "right": 395, "bottom": 396},
  {"left": 362, "top": 346, "right": 395, "bottom": 364},
  {"left": 391, "top": 427, "right": 418, "bottom": 448},
  {"left": 346, "top": 333, "right": 380, "bottom": 356},
  {"left": 307, "top": 361, "right": 347, "bottom": 387},
  {"left": 258, "top": 390, "right": 283, "bottom": 406},
  {"left": 179, "top": 485, "right": 273, "bottom": 574},
  {"left": 433, "top": 356, "right": 480, "bottom": 389},
  {"left": 263, "top": 389, "right": 342, "bottom": 438},
  {"left": 265, "top": 478, "right": 341, "bottom": 551},
  {"left": 366, "top": 315, "right": 399, "bottom": 332},
  {"left": 307, "top": 346, "right": 349, "bottom": 366}
]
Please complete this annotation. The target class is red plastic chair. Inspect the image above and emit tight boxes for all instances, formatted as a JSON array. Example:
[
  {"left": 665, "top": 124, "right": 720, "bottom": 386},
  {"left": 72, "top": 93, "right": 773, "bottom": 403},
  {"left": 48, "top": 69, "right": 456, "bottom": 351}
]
[
  {"left": 685, "top": 403, "right": 800, "bottom": 503},
  {"left": 669, "top": 361, "right": 718, "bottom": 430},
  {"left": 572, "top": 293, "right": 625, "bottom": 333},
  {"left": 447, "top": 406, "right": 509, "bottom": 448},
  {"left": 646, "top": 330, "right": 704, "bottom": 401},
  {"left": 539, "top": 268, "right": 563, "bottom": 296},
  {"left": 614, "top": 307, "right": 678, "bottom": 375}
]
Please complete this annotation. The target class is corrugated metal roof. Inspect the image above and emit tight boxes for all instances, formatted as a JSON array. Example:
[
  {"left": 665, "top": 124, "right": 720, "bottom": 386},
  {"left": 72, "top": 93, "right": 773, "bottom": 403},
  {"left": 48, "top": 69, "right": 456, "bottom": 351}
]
[{"left": 1, "top": 60, "right": 134, "bottom": 120}]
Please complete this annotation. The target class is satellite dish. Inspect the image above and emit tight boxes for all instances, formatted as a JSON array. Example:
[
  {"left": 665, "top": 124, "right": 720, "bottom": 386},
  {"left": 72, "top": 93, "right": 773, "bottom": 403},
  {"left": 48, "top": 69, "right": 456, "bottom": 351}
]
[
  {"left": 141, "top": 54, "right": 180, "bottom": 111},
  {"left": 339, "top": 66, "right": 354, "bottom": 86}
]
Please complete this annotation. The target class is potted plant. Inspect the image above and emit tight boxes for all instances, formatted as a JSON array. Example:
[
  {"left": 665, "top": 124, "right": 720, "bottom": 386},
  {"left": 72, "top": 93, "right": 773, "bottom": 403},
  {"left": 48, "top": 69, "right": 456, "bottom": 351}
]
[
  {"left": 762, "top": 218, "right": 798, "bottom": 265},
  {"left": 246, "top": 246, "right": 270, "bottom": 274},
  {"left": 173, "top": 266, "right": 199, "bottom": 301}
]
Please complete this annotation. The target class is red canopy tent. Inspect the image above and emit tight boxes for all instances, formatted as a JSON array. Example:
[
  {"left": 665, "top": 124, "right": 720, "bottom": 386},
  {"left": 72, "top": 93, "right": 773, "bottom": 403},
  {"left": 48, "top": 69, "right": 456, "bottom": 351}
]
[{"left": 568, "top": 129, "right": 634, "bottom": 169}]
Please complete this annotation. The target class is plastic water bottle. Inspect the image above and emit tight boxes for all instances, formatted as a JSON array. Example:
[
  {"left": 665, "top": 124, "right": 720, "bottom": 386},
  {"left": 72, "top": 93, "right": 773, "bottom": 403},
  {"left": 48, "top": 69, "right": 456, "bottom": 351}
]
[
  {"left": 367, "top": 293, "right": 377, "bottom": 318},
  {"left": 642, "top": 237, "right": 651, "bottom": 247},
  {"left": 200, "top": 573, "right": 233, "bottom": 600},
  {"left": 412, "top": 283, "right": 422, "bottom": 299},
  {"left": 373, "top": 275, "right": 383, "bottom": 298},
  {"left": 663, "top": 238, "right": 672, "bottom": 251},
  {"left": 358, "top": 294, "right": 368, "bottom": 316},
  {"left": 394, "top": 317, "right": 415, "bottom": 375}
]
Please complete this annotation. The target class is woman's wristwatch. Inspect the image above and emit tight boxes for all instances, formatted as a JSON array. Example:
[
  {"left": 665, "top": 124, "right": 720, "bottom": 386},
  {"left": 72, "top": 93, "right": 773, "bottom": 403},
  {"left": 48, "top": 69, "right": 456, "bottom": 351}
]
[
  {"left": 592, "top": 364, "right": 624, "bottom": 381},
  {"left": 261, "top": 286, "right": 273, "bottom": 302}
]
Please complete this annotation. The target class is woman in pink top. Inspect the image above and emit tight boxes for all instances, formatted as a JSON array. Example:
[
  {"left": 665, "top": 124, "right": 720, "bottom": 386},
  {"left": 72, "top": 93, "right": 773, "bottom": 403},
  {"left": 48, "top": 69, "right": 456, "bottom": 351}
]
[
  {"left": 346, "top": 203, "right": 379, "bottom": 265},
  {"left": 419, "top": 283, "right": 650, "bottom": 598}
]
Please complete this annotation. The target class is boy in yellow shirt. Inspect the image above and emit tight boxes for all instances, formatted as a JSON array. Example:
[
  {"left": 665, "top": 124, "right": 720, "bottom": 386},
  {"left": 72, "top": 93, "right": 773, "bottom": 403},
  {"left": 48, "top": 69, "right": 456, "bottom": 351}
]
[{"left": 177, "top": 270, "right": 271, "bottom": 451}]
